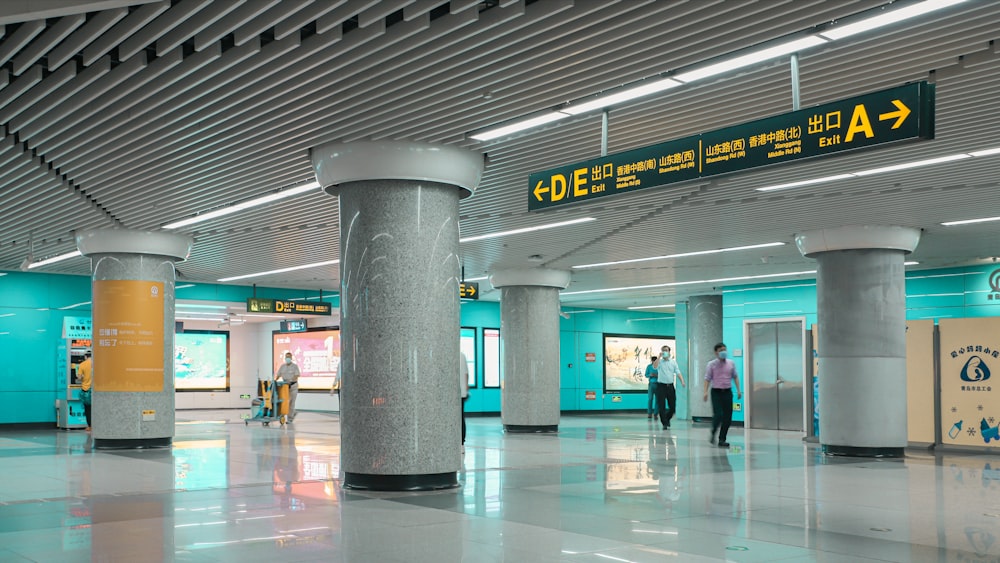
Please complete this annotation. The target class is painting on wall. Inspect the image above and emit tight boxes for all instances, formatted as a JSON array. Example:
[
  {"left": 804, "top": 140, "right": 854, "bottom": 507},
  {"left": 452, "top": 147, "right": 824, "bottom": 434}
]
[{"left": 604, "top": 334, "right": 675, "bottom": 393}]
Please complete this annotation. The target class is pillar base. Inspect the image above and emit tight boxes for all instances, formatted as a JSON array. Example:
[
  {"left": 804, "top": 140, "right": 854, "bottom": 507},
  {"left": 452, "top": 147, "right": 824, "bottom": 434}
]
[
  {"left": 342, "top": 472, "right": 459, "bottom": 491},
  {"left": 822, "top": 444, "right": 904, "bottom": 458},
  {"left": 504, "top": 424, "right": 558, "bottom": 433},
  {"left": 93, "top": 437, "right": 172, "bottom": 450}
]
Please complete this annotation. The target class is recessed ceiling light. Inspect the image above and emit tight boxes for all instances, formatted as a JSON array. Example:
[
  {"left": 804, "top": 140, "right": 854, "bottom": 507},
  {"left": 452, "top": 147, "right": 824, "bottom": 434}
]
[
  {"left": 969, "top": 147, "right": 1000, "bottom": 157},
  {"left": 941, "top": 216, "right": 1000, "bottom": 226},
  {"left": 627, "top": 304, "right": 676, "bottom": 310},
  {"left": 460, "top": 217, "right": 595, "bottom": 243},
  {"left": 163, "top": 181, "right": 320, "bottom": 229},
  {"left": 573, "top": 242, "right": 785, "bottom": 269},
  {"left": 674, "top": 36, "right": 828, "bottom": 84},
  {"left": 469, "top": 112, "right": 570, "bottom": 142},
  {"left": 562, "top": 270, "right": 817, "bottom": 296},
  {"left": 176, "top": 304, "right": 228, "bottom": 309},
  {"left": 853, "top": 154, "right": 971, "bottom": 176},
  {"left": 27, "top": 250, "right": 82, "bottom": 269},
  {"left": 218, "top": 259, "right": 340, "bottom": 282},
  {"left": 817, "top": 0, "right": 967, "bottom": 41},
  {"left": 561, "top": 78, "right": 683, "bottom": 115},
  {"left": 756, "top": 174, "right": 857, "bottom": 192}
]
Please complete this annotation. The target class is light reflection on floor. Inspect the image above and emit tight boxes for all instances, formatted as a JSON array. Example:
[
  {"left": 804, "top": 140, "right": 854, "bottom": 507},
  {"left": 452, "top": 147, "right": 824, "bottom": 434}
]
[{"left": 0, "top": 411, "right": 996, "bottom": 562}]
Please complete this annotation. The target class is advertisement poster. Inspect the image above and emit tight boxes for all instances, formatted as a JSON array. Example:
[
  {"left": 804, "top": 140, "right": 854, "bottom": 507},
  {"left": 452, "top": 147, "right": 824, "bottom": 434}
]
[
  {"left": 273, "top": 329, "right": 340, "bottom": 390},
  {"left": 175, "top": 332, "right": 229, "bottom": 391},
  {"left": 484, "top": 328, "right": 501, "bottom": 388},
  {"left": 92, "top": 280, "right": 165, "bottom": 392},
  {"left": 461, "top": 327, "right": 476, "bottom": 387},
  {"left": 604, "top": 334, "right": 675, "bottom": 392},
  {"left": 939, "top": 317, "right": 1000, "bottom": 448}
]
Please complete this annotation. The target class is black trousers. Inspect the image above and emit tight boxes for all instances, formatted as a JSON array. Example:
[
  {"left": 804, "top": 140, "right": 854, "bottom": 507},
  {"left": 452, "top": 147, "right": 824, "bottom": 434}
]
[
  {"left": 461, "top": 397, "right": 467, "bottom": 444},
  {"left": 84, "top": 402, "right": 92, "bottom": 427},
  {"left": 711, "top": 388, "right": 734, "bottom": 442},
  {"left": 655, "top": 383, "right": 676, "bottom": 428}
]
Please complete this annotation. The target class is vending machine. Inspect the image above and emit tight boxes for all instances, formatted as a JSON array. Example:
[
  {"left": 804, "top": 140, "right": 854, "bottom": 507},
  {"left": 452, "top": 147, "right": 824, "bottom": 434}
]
[{"left": 56, "top": 317, "right": 91, "bottom": 429}]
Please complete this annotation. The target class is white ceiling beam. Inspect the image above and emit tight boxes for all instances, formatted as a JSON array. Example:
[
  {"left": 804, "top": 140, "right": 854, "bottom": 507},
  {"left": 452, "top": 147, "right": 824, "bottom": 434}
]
[
  {"left": 12, "top": 13, "right": 85, "bottom": 75},
  {"left": 193, "top": 0, "right": 282, "bottom": 52},
  {"left": 0, "top": 65, "right": 42, "bottom": 109},
  {"left": 46, "top": 7, "right": 127, "bottom": 70},
  {"left": 0, "top": 19, "right": 46, "bottom": 67},
  {"left": 450, "top": 0, "right": 480, "bottom": 14},
  {"left": 155, "top": 0, "right": 246, "bottom": 57},
  {"left": 118, "top": 0, "right": 213, "bottom": 62},
  {"left": 81, "top": 0, "right": 168, "bottom": 66}
]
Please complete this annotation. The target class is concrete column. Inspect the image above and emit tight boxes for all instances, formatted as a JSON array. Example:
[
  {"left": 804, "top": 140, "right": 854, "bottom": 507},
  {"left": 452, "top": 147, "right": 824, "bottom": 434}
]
[
  {"left": 686, "top": 295, "right": 723, "bottom": 421},
  {"left": 796, "top": 225, "right": 921, "bottom": 457},
  {"left": 311, "top": 141, "right": 483, "bottom": 491},
  {"left": 76, "top": 229, "right": 192, "bottom": 449},
  {"left": 489, "top": 268, "right": 571, "bottom": 433}
]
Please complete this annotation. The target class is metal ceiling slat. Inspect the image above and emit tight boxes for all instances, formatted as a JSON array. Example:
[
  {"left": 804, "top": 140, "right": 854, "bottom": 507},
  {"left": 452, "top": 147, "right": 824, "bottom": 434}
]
[
  {"left": 45, "top": 7, "right": 128, "bottom": 70},
  {"left": 403, "top": 0, "right": 446, "bottom": 22},
  {"left": 193, "top": 0, "right": 282, "bottom": 52},
  {"left": 0, "top": 65, "right": 41, "bottom": 109},
  {"left": 0, "top": 19, "right": 46, "bottom": 67},
  {"left": 4, "top": 57, "right": 110, "bottom": 134},
  {"left": 155, "top": 0, "right": 246, "bottom": 56},
  {"left": 11, "top": 14, "right": 86, "bottom": 75},
  {"left": 274, "top": 0, "right": 353, "bottom": 40},
  {"left": 117, "top": 0, "right": 214, "bottom": 62},
  {"left": 233, "top": 0, "right": 312, "bottom": 46},
  {"left": 359, "top": 0, "right": 412, "bottom": 28},
  {"left": 81, "top": 0, "right": 169, "bottom": 66}
]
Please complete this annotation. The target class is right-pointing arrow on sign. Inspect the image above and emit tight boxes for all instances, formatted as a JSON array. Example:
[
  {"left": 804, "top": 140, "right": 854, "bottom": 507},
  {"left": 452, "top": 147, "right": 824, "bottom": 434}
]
[{"left": 879, "top": 99, "right": 911, "bottom": 129}]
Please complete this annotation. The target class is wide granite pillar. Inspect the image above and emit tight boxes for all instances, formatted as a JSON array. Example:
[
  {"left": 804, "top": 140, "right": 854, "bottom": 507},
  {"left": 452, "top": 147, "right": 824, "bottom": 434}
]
[
  {"left": 76, "top": 229, "right": 192, "bottom": 449},
  {"left": 796, "top": 225, "right": 921, "bottom": 457},
  {"left": 490, "top": 268, "right": 571, "bottom": 433},
  {"left": 686, "top": 295, "right": 722, "bottom": 421},
  {"left": 311, "top": 141, "right": 483, "bottom": 491}
]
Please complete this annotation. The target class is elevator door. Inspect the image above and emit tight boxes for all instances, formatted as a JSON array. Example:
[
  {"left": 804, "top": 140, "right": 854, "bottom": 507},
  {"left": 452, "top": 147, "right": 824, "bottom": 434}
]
[{"left": 747, "top": 320, "right": 804, "bottom": 431}]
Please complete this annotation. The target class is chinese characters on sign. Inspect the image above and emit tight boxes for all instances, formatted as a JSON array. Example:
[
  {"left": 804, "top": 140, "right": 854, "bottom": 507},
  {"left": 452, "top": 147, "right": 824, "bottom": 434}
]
[
  {"left": 940, "top": 317, "right": 1000, "bottom": 448},
  {"left": 92, "top": 280, "right": 166, "bottom": 392},
  {"left": 528, "top": 82, "right": 934, "bottom": 210}
]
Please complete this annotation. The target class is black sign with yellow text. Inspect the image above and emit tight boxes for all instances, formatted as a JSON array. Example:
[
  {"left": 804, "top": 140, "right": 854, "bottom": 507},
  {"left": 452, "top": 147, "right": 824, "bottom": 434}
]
[
  {"left": 247, "top": 297, "right": 332, "bottom": 316},
  {"left": 459, "top": 282, "right": 479, "bottom": 300},
  {"left": 529, "top": 82, "right": 934, "bottom": 210}
]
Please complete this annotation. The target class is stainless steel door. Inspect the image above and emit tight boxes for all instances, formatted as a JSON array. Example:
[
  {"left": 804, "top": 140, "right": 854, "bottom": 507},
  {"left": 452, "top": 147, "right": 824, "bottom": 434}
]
[
  {"left": 776, "top": 321, "right": 805, "bottom": 432},
  {"left": 748, "top": 322, "right": 779, "bottom": 430},
  {"left": 746, "top": 320, "right": 805, "bottom": 431}
]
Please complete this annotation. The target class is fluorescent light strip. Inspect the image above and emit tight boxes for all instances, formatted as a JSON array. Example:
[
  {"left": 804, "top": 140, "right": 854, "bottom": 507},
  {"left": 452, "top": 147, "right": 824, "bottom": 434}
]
[
  {"left": 469, "top": 112, "right": 570, "bottom": 141},
  {"left": 176, "top": 317, "right": 225, "bottom": 322},
  {"left": 674, "top": 36, "right": 828, "bottom": 83},
  {"left": 627, "top": 304, "right": 676, "bottom": 310},
  {"left": 460, "top": 217, "right": 595, "bottom": 243},
  {"left": 574, "top": 242, "right": 784, "bottom": 269},
  {"left": 470, "top": 1, "right": 963, "bottom": 142},
  {"left": 163, "top": 181, "right": 320, "bottom": 229},
  {"left": 904, "top": 261, "right": 920, "bottom": 266},
  {"left": 27, "top": 250, "right": 82, "bottom": 269},
  {"left": 176, "top": 304, "right": 227, "bottom": 309},
  {"left": 0, "top": 313, "right": 14, "bottom": 318},
  {"left": 462, "top": 276, "right": 489, "bottom": 282},
  {"left": 562, "top": 78, "right": 682, "bottom": 115},
  {"left": 818, "top": 0, "right": 967, "bottom": 40},
  {"left": 759, "top": 147, "right": 1000, "bottom": 193},
  {"left": 176, "top": 284, "right": 195, "bottom": 289},
  {"left": 942, "top": 216, "right": 1000, "bottom": 226},
  {"left": 173, "top": 310, "right": 229, "bottom": 316},
  {"left": 563, "top": 269, "right": 817, "bottom": 296},
  {"left": 58, "top": 301, "right": 91, "bottom": 310},
  {"left": 218, "top": 259, "right": 340, "bottom": 282}
]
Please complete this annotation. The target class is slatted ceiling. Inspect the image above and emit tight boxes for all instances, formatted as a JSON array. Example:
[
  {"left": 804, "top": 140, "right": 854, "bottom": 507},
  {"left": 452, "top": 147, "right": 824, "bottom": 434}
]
[{"left": 118, "top": 0, "right": 214, "bottom": 62}]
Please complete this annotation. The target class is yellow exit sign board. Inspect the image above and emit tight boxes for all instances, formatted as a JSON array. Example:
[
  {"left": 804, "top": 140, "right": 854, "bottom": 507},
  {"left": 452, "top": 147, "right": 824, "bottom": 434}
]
[{"left": 529, "top": 82, "right": 934, "bottom": 210}]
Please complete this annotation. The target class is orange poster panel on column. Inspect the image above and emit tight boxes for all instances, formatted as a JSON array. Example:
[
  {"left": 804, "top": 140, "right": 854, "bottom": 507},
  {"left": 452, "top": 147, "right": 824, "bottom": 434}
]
[{"left": 93, "top": 280, "right": 165, "bottom": 392}]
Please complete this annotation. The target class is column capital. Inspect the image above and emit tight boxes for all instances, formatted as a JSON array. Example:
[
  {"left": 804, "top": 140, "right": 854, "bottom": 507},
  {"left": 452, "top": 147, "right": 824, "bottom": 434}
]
[
  {"left": 794, "top": 225, "right": 920, "bottom": 258},
  {"left": 310, "top": 141, "right": 484, "bottom": 199},
  {"left": 490, "top": 268, "right": 571, "bottom": 290},
  {"left": 76, "top": 229, "right": 192, "bottom": 260}
]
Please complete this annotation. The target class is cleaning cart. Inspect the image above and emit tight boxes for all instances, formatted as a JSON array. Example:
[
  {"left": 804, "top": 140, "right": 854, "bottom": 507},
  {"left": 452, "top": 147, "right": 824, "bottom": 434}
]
[{"left": 246, "top": 378, "right": 288, "bottom": 426}]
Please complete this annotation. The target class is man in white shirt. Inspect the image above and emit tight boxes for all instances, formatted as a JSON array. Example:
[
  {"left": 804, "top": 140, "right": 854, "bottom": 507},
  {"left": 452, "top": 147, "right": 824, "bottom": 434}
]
[
  {"left": 655, "top": 345, "right": 686, "bottom": 429},
  {"left": 276, "top": 352, "right": 301, "bottom": 422}
]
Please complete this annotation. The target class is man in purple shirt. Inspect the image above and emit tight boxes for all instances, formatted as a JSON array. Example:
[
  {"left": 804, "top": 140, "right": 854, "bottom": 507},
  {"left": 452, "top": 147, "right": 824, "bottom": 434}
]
[{"left": 703, "top": 342, "right": 742, "bottom": 448}]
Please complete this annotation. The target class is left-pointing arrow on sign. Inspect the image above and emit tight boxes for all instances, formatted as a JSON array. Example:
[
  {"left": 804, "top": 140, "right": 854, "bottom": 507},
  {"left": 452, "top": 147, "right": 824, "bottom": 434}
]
[
  {"left": 878, "top": 99, "right": 911, "bottom": 129},
  {"left": 533, "top": 180, "right": 549, "bottom": 201}
]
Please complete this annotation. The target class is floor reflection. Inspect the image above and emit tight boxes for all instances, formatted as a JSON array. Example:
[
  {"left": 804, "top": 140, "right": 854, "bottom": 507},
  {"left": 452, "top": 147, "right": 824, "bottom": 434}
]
[{"left": 1, "top": 412, "right": 999, "bottom": 561}]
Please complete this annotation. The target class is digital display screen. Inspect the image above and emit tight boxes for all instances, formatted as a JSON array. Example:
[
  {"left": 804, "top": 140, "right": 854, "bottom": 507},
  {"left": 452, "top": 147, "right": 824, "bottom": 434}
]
[
  {"left": 273, "top": 329, "right": 340, "bottom": 391},
  {"left": 175, "top": 331, "right": 230, "bottom": 391},
  {"left": 604, "top": 334, "right": 675, "bottom": 393},
  {"left": 461, "top": 327, "right": 476, "bottom": 387},
  {"left": 484, "top": 328, "right": 501, "bottom": 388},
  {"left": 280, "top": 320, "right": 307, "bottom": 332}
]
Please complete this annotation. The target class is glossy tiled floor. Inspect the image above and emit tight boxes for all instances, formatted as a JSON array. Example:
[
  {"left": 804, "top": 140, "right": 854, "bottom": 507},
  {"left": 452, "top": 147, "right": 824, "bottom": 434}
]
[{"left": 0, "top": 412, "right": 996, "bottom": 562}]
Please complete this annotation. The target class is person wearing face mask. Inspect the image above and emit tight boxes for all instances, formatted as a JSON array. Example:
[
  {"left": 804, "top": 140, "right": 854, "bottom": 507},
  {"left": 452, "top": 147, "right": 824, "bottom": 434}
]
[
  {"left": 276, "top": 352, "right": 301, "bottom": 422},
  {"left": 656, "top": 345, "right": 685, "bottom": 429},
  {"left": 703, "top": 343, "right": 742, "bottom": 447}
]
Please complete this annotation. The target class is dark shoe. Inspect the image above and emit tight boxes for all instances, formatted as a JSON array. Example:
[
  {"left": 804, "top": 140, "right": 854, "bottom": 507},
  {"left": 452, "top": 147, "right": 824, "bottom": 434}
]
[
  {"left": 709, "top": 435, "right": 716, "bottom": 445},
  {"left": 647, "top": 414, "right": 652, "bottom": 419},
  {"left": 662, "top": 426, "right": 669, "bottom": 430},
  {"left": 719, "top": 442, "right": 730, "bottom": 448}
]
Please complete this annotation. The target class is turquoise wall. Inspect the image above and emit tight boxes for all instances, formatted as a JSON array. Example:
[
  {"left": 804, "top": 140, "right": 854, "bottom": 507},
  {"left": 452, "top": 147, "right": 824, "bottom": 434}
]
[
  {"left": 718, "top": 264, "right": 1000, "bottom": 422},
  {"left": 0, "top": 270, "right": 674, "bottom": 423}
]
